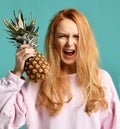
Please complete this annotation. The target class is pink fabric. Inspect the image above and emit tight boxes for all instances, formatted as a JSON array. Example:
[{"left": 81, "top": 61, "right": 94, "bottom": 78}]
[{"left": 0, "top": 70, "right": 120, "bottom": 129}]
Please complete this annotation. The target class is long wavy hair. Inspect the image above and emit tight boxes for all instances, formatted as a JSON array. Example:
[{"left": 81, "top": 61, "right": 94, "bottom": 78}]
[{"left": 36, "top": 8, "right": 108, "bottom": 115}]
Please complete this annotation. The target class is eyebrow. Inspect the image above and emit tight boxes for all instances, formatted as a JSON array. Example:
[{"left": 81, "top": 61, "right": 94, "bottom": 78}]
[{"left": 56, "top": 32, "right": 79, "bottom": 35}]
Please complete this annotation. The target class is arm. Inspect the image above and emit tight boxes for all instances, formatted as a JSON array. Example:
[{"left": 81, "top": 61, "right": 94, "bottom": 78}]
[
  {"left": 0, "top": 72, "right": 26, "bottom": 129},
  {"left": 100, "top": 70, "right": 120, "bottom": 129},
  {"left": 0, "top": 45, "right": 36, "bottom": 129}
]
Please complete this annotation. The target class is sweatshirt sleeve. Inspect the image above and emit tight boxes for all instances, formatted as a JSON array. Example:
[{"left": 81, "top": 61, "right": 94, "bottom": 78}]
[
  {"left": 0, "top": 71, "right": 27, "bottom": 129},
  {"left": 100, "top": 70, "right": 120, "bottom": 129}
]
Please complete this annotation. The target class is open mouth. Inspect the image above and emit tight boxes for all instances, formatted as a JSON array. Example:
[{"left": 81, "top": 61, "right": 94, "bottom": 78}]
[{"left": 63, "top": 49, "right": 75, "bottom": 56}]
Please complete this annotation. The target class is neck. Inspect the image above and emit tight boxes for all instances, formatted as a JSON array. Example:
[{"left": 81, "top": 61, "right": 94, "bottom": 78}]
[{"left": 61, "top": 63, "right": 76, "bottom": 74}]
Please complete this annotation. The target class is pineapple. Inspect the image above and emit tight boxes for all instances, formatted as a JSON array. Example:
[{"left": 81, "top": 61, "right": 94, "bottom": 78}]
[{"left": 4, "top": 10, "right": 50, "bottom": 82}]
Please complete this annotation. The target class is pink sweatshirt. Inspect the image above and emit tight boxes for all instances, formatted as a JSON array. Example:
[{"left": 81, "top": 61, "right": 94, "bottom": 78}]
[{"left": 0, "top": 69, "right": 120, "bottom": 129}]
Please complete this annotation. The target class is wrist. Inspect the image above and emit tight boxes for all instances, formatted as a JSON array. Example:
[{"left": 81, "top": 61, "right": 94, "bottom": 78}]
[{"left": 11, "top": 70, "right": 22, "bottom": 78}]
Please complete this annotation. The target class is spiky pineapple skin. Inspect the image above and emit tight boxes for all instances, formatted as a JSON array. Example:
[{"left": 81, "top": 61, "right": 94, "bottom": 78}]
[{"left": 24, "top": 52, "right": 50, "bottom": 82}]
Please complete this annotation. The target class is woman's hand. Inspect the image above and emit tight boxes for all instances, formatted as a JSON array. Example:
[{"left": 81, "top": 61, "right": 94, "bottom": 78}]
[{"left": 12, "top": 45, "right": 36, "bottom": 78}]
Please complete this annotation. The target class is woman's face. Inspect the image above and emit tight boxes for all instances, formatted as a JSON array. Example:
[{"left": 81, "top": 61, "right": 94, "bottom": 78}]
[{"left": 54, "top": 18, "right": 79, "bottom": 73}]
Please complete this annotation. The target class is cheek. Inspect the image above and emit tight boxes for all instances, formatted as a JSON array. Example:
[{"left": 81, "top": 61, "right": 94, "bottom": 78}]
[
  {"left": 55, "top": 40, "right": 63, "bottom": 55},
  {"left": 56, "top": 46, "right": 62, "bottom": 56}
]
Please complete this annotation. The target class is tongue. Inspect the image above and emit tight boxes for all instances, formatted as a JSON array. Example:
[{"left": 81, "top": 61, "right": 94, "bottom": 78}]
[{"left": 64, "top": 52, "right": 73, "bottom": 56}]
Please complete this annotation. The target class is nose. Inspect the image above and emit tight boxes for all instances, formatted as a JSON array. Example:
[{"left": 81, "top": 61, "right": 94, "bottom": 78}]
[{"left": 66, "top": 36, "right": 74, "bottom": 46}]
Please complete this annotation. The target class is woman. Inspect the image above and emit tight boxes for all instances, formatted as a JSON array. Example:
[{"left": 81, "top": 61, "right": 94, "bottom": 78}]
[{"left": 0, "top": 8, "right": 120, "bottom": 129}]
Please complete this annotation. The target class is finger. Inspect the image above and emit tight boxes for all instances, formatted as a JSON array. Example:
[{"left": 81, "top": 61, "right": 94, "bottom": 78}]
[
  {"left": 17, "top": 47, "right": 35, "bottom": 57},
  {"left": 18, "top": 44, "right": 33, "bottom": 51},
  {"left": 23, "top": 53, "right": 36, "bottom": 61}
]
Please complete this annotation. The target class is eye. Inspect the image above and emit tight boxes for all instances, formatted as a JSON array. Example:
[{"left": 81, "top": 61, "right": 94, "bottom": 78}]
[
  {"left": 73, "top": 35, "right": 79, "bottom": 39},
  {"left": 58, "top": 35, "right": 68, "bottom": 39}
]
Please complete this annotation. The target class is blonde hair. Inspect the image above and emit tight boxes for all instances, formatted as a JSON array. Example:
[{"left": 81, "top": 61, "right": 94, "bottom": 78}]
[{"left": 36, "top": 8, "right": 108, "bottom": 115}]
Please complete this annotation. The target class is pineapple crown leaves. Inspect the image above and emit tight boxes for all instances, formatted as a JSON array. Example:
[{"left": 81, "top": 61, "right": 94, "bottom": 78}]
[{"left": 3, "top": 10, "right": 39, "bottom": 49}]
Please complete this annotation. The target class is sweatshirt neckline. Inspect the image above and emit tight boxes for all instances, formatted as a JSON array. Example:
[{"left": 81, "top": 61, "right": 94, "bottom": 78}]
[{"left": 67, "top": 73, "right": 77, "bottom": 77}]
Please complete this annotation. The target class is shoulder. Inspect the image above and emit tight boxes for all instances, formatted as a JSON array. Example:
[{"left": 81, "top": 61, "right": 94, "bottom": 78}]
[
  {"left": 22, "top": 79, "right": 41, "bottom": 93},
  {"left": 98, "top": 68, "right": 119, "bottom": 101},
  {"left": 98, "top": 68, "right": 113, "bottom": 85},
  {"left": 99, "top": 68, "right": 112, "bottom": 79},
  {"left": 98, "top": 68, "right": 114, "bottom": 89}
]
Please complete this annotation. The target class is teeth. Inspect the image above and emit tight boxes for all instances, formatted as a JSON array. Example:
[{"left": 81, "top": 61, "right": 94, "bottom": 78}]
[
  {"left": 64, "top": 50, "right": 75, "bottom": 55},
  {"left": 64, "top": 50, "right": 74, "bottom": 52}
]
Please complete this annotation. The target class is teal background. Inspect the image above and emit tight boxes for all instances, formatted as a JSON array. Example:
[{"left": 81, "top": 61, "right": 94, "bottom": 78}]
[{"left": 0, "top": 0, "right": 120, "bottom": 129}]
